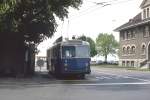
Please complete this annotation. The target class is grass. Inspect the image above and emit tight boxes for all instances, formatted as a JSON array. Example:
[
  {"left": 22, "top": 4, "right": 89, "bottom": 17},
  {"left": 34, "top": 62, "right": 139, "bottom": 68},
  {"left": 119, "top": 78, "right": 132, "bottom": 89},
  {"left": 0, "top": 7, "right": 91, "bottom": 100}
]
[{"left": 92, "top": 64, "right": 150, "bottom": 71}]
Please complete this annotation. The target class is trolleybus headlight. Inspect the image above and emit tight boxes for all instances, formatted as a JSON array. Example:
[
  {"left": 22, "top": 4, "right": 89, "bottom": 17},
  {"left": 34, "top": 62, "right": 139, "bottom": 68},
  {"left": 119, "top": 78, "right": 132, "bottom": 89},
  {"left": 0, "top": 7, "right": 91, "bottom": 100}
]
[
  {"left": 65, "top": 67, "right": 68, "bottom": 71},
  {"left": 64, "top": 63, "right": 68, "bottom": 67},
  {"left": 85, "top": 63, "right": 88, "bottom": 67}
]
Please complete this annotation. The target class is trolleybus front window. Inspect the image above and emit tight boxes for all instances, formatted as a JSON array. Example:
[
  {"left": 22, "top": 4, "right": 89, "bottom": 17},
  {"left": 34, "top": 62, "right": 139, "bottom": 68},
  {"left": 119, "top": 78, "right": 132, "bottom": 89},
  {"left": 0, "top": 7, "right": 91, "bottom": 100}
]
[
  {"left": 62, "top": 46, "right": 75, "bottom": 58},
  {"left": 76, "top": 46, "right": 90, "bottom": 58}
]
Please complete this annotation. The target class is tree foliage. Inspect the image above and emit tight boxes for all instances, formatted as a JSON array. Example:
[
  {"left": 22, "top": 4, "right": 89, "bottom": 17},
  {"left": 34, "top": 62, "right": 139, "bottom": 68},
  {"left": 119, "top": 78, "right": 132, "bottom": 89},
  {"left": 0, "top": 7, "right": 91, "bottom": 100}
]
[
  {"left": 78, "top": 35, "right": 97, "bottom": 57},
  {"left": 0, "top": 0, "right": 83, "bottom": 44},
  {"left": 96, "top": 33, "right": 118, "bottom": 63}
]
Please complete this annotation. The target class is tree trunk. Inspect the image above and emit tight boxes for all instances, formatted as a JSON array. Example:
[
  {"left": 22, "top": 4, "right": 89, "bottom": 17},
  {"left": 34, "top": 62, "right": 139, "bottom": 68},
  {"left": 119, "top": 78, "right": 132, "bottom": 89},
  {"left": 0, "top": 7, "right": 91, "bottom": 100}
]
[{"left": 104, "top": 55, "right": 107, "bottom": 64}]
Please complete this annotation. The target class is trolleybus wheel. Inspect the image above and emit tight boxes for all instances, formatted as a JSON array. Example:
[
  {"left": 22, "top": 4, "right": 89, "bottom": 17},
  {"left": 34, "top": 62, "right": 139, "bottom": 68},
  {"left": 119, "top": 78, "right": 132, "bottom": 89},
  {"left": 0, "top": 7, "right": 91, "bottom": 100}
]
[{"left": 79, "top": 74, "right": 85, "bottom": 79}]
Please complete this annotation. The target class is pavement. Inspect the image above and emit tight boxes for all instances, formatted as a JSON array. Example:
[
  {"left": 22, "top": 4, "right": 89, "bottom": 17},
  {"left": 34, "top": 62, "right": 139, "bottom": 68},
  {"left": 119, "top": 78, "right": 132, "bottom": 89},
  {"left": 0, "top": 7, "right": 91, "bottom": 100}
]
[{"left": 0, "top": 66, "right": 150, "bottom": 100}]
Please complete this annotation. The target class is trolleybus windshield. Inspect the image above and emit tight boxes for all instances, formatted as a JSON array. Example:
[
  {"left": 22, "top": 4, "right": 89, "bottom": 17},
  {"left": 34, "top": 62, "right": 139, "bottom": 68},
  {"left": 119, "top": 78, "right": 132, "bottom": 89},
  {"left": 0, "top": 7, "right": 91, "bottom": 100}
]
[
  {"left": 62, "top": 45, "right": 90, "bottom": 58},
  {"left": 62, "top": 46, "right": 75, "bottom": 58},
  {"left": 76, "top": 45, "right": 90, "bottom": 58}
]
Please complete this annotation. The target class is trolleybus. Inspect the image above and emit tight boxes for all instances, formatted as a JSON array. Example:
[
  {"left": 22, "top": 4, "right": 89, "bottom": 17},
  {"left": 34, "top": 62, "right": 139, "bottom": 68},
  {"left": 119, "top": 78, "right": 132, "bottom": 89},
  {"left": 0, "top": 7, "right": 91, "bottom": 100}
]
[{"left": 46, "top": 40, "right": 91, "bottom": 78}]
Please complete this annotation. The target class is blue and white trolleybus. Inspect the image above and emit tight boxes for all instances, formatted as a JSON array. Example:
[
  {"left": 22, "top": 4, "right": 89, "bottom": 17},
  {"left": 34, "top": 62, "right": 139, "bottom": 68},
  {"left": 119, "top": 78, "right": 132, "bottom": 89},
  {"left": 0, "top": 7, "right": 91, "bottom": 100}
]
[{"left": 46, "top": 40, "right": 91, "bottom": 78}]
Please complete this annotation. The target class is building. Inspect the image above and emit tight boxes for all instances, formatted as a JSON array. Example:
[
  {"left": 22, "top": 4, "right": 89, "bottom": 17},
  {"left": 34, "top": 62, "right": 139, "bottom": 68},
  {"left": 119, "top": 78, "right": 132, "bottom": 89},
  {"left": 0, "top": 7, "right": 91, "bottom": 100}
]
[{"left": 115, "top": 0, "right": 150, "bottom": 68}]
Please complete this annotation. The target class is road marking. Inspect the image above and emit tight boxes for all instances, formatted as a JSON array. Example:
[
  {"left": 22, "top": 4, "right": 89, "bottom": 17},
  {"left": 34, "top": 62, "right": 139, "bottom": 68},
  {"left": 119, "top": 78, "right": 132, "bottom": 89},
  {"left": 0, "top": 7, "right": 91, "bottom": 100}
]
[
  {"left": 101, "top": 76, "right": 112, "bottom": 79},
  {"left": 114, "top": 76, "right": 122, "bottom": 79},
  {"left": 95, "top": 76, "right": 107, "bottom": 80},
  {"left": 71, "top": 82, "right": 150, "bottom": 86},
  {"left": 1, "top": 82, "right": 149, "bottom": 87},
  {"left": 92, "top": 69, "right": 150, "bottom": 82}
]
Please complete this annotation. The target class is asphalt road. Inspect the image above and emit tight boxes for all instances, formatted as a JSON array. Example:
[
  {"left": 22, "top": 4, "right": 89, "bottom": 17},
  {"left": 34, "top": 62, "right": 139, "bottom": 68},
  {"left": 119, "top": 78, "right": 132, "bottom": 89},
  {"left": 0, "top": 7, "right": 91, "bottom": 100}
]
[{"left": 0, "top": 67, "right": 150, "bottom": 100}]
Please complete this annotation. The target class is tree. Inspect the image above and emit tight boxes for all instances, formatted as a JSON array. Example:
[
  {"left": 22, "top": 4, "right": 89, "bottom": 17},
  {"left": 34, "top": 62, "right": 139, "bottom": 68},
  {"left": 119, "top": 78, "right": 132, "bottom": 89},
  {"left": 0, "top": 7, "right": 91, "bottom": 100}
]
[
  {"left": 96, "top": 33, "right": 118, "bottom": 63},
  {"left": 78, "top": 35, "right": 97, "bottom": 57},
  {"left": 0, "top": 0, "right": 83, "bottom": 44}
]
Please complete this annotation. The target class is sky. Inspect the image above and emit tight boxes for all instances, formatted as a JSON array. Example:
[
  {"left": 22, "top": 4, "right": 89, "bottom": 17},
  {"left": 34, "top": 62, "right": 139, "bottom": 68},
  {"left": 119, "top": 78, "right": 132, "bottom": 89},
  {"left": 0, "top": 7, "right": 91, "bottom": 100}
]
[{"left": 37, "top": 0, "right": 143, "bottom": 56}]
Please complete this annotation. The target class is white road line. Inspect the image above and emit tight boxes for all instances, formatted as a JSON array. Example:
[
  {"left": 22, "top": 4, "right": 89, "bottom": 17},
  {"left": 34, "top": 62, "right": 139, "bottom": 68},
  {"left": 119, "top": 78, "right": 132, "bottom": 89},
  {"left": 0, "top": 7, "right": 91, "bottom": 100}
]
[
  {"left": 92, "top": 69, "right": 150, "bottom": 82},
  {"left": 96, "top": 76, "right": 111, "bottom": 80},
  {"left": 71, "top": 82, "right": 150, "bottom": 86},
  {"left": 101, "top": 76, "right": 112, "bottom": 79},
  {"left": 1, "top": 82, "right": 149, "bottom": 87}
]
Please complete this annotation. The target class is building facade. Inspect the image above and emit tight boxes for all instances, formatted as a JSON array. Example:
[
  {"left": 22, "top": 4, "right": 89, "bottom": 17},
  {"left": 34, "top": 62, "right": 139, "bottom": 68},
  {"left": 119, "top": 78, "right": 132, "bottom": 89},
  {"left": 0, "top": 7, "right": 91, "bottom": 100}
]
[{"left": 115, "top": 0, "right": 150, "bottom": 68}]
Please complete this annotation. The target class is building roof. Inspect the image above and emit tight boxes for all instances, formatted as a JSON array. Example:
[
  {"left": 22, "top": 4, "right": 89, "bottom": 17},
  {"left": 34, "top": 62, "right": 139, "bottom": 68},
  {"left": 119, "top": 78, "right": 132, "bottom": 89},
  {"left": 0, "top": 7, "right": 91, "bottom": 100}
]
[
  {"left": 140, "top": 0, "right": 150, "bottom": 8},
  {"left": 114, "top": 13, "right": 150, "bottom": 31},
  {"left": 140, "top": 0, "right": 147, "bottom": 8}
]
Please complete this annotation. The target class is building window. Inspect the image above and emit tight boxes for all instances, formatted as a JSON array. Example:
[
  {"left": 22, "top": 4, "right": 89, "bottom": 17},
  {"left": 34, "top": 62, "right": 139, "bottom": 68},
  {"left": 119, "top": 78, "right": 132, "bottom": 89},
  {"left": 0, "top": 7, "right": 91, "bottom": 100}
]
[
  {"left": 126, "top": 31, "right": 130, "bottom": 39},
  {"left": 127, "top": 46, "right": 130, "bottom": 54},
  {"left": 122, "top": 47, "right": 126, "bottom": 54},
  {"left": 122, "top": 61, "right": 125, "bottom": 67},
  {"left": 143, "top": 9, "right": 146, "bottom": 19},
  {"left": 121, "top": 32, "right": 126, "bottom": 40},
  {"left": 126, "top": 61, "right": 130, "bottom": 67},
  {"left": 126, "top": 32, "right": 128, "bottom": 40},
  {"left": 147, "top": 8, "right": 149, "bottom": 18},
  {"left": 143, "top": 26, "right": 149, "bottom": 37},
  {"left": 146, "top": 26, "right": 149, "bottom": 36},
  {"left": 123, "top": 32, "right": 126, "bottom": 40},
  {"left": 143, "top": 26, "right": 150, "bottom": 37},
  {"left": 148, "top": 26, "right": 150, "bottom": 36},
  {"left": 131, "top": 30, "right": 136, "bottom": 38},
  {"left": 131, "top": 46, "right": 136, "bottom": 54},
  {"left": 131, "top": 61, "right": 134, "bottom": 67},
  {"left": 141, "top": 44, "right": 146, "bottom": 55},
  {"left": 122, "top": 31, "right": 127, "bottom": 40},
  {"left": 143, "top": 27, "right": 146, "bottom": 37}
]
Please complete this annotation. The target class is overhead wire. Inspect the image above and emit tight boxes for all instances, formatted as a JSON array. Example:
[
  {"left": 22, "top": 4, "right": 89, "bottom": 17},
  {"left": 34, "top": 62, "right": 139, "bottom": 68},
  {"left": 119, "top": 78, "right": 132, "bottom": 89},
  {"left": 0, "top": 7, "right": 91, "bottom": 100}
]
[
  {"left": 85, "top": 0, "right": 124, "bottom": 4},
  {"left": 61, "top": 0, "right": 136, "bottom": 37},
  {"left": 110, "top": 0, "right": 135, "bottom": 5},
  {"left": 69, "top": 0, "right": 135, "bottom": 20},
  {"left": 70, "top": 4, "right": 103, "bottom": 18},
  {"left": 69, "top": 0, "right": 112, "bottom": 19},
  {"left": 70, "top": 5, "right": 107, "bottom": 20},
  {"left": 67, "top": 19, "right": 70, "bottom": 38}
]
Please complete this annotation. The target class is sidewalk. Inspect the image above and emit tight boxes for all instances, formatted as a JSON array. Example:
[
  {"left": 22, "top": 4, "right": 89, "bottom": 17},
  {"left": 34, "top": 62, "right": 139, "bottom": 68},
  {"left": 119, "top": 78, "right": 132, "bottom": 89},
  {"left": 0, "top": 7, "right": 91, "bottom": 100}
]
[
  {"left": 92, "top": 65, "right": 150, "bottom": 72},
  {"left": 0, "top": 71, "right": 54, "bottom": 86}
]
